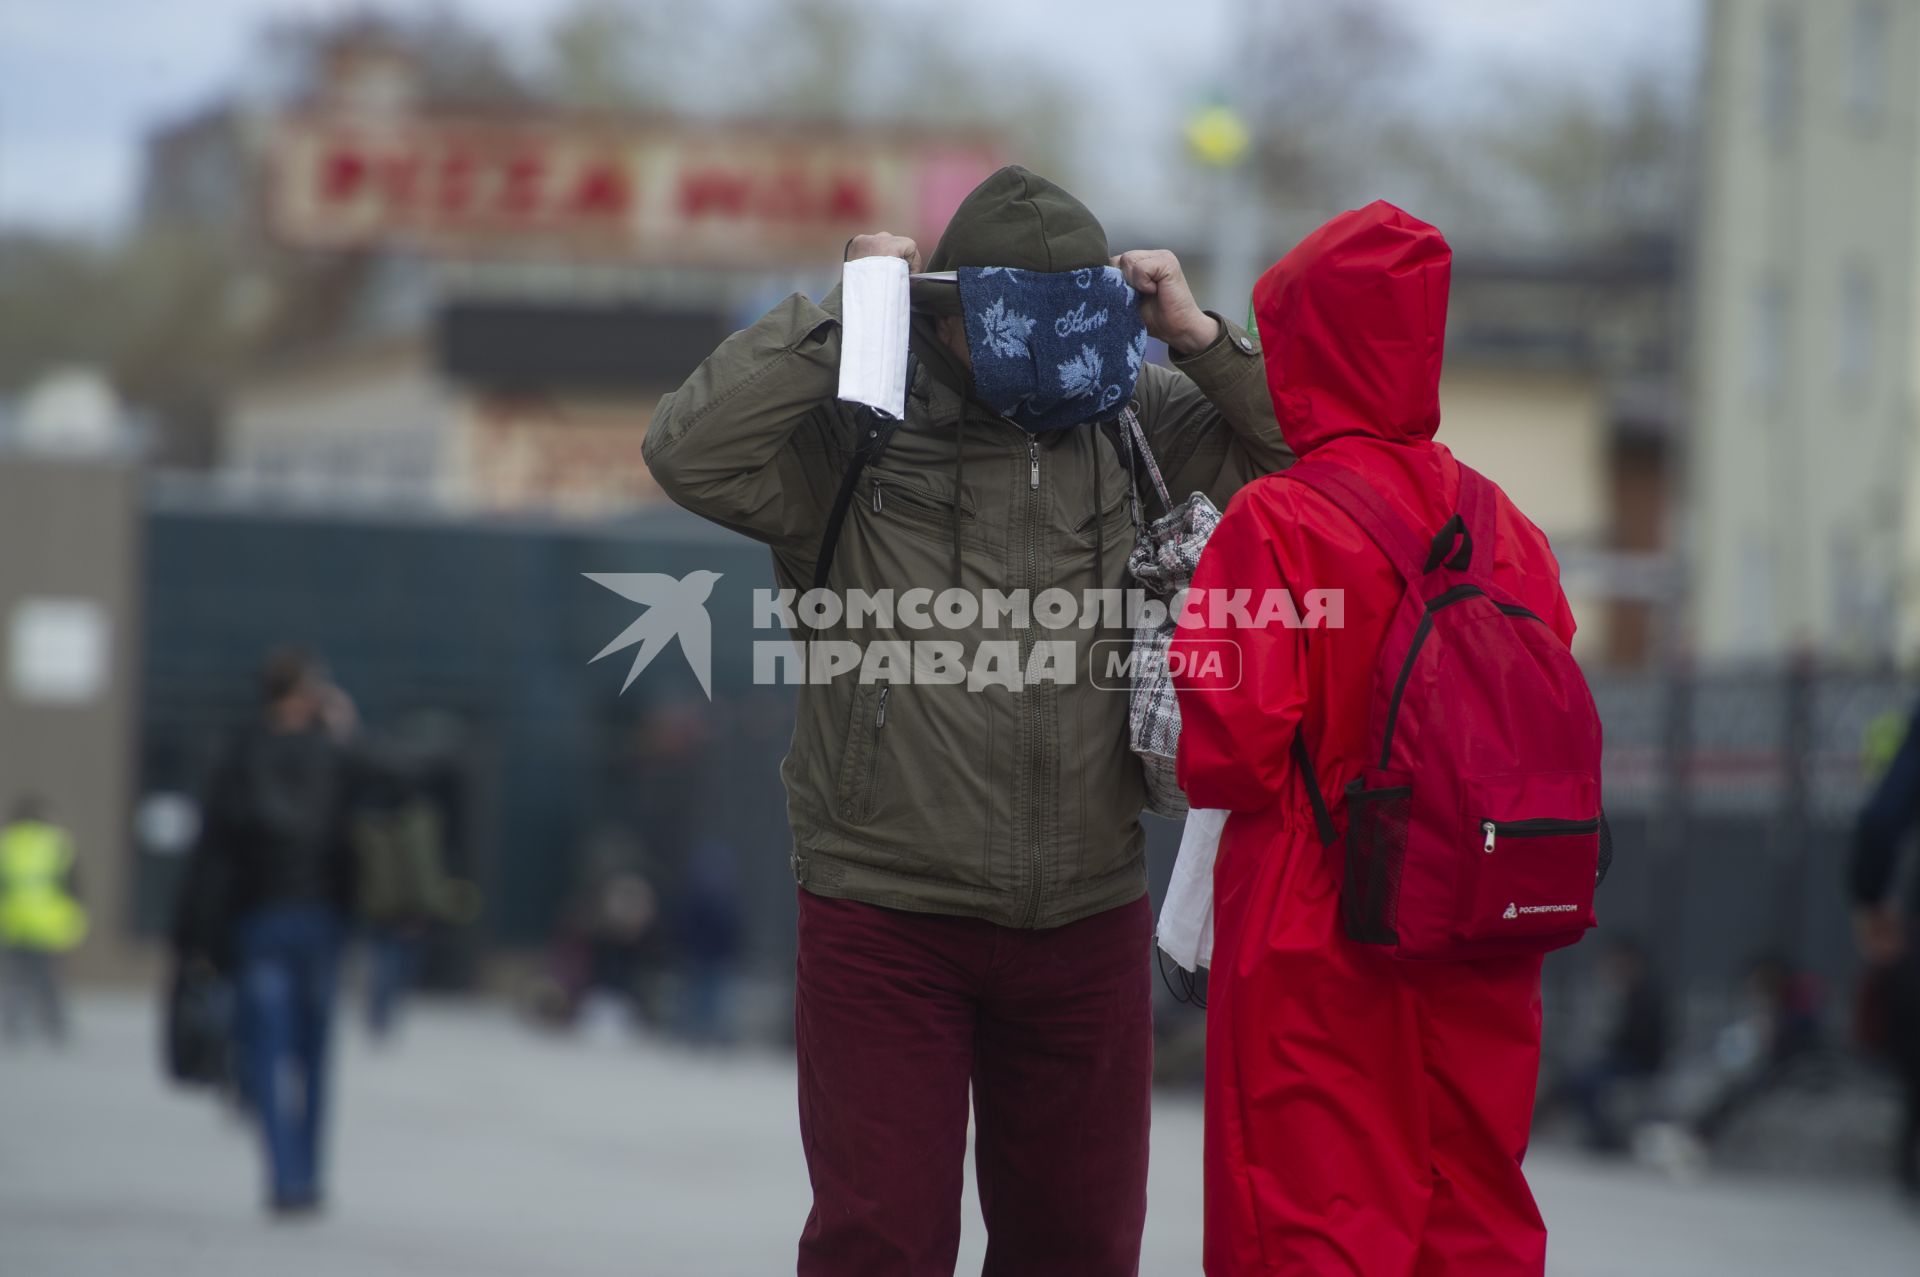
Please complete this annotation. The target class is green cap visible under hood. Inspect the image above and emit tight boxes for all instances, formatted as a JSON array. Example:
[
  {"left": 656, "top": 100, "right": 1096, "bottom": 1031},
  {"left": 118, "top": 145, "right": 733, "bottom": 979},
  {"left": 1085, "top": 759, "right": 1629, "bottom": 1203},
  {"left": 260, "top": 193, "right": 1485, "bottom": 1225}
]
[{"left": 914, "top": 166, "right": 1110, "bottom": 316}]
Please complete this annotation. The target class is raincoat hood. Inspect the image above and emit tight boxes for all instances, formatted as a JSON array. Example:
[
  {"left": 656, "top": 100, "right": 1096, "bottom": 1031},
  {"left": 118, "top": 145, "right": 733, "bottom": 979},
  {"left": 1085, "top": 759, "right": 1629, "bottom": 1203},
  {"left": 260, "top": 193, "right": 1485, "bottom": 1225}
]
[{"left": 1251, "top": 200, "right": 1451, "bottom": 457}]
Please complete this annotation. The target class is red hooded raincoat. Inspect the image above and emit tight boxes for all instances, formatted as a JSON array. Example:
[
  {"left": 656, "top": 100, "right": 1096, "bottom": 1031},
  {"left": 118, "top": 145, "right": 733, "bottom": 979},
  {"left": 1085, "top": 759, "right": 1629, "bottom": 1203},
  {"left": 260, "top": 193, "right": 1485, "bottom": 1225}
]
[{"left": 1172, "top": 202, "right": 1577, "bottom": 1276}]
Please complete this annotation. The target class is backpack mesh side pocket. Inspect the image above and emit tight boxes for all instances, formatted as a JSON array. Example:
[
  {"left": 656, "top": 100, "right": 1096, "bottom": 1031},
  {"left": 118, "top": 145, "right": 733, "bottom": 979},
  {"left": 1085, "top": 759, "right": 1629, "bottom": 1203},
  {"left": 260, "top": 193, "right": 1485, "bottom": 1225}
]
[{"left": 1342, "top": 781, "right": 1412, "bottom": 946}]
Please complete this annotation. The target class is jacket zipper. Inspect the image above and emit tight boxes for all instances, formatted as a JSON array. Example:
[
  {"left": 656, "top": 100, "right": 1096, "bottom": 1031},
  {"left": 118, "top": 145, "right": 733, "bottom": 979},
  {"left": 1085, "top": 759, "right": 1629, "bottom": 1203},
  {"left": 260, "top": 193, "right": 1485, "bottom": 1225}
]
[
  {"left": 1481, "top": 816, "right": 1600, "bottom": 853},
  {"left": 865, "top": 685, "right": 890, "bottom": 818},
  {"left": 1379, "top": 586, "right": 1483, "bottom": 767},
  {"left": 1020, "top": 435, "right": 1044, "bottom": 926}
]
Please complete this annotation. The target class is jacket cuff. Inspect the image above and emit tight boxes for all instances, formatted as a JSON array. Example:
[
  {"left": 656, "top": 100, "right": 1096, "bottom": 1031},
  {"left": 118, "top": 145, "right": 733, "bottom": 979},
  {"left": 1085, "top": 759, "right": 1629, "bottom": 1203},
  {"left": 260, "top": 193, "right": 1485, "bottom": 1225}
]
[{"left": 1169, "top": 311, "right": 1261, "bottom": 390}]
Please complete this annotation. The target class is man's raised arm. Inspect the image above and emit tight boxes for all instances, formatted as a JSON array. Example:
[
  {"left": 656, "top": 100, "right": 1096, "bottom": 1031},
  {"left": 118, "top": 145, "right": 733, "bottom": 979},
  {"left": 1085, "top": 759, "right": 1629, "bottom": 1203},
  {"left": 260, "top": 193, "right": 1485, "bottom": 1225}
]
[{"left": 1112, "top": 248, "right": 1293, "bottom": 507}]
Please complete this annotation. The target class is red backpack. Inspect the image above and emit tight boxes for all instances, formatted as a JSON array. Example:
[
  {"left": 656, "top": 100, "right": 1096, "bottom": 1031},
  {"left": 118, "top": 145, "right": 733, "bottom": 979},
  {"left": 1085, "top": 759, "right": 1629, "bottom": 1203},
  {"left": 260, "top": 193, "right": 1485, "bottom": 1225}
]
[{"left": 1286, "top": 460, "right": 1608, "bottom": 960}]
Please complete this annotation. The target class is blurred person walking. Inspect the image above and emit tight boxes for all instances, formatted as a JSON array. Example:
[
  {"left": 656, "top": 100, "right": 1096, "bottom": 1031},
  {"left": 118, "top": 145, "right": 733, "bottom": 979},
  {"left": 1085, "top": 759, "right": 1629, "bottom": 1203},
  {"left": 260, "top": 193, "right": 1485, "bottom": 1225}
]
[
  {"left": 674, "top": 838, "right": 743, "bottom": 1046},
  {"left": 0, "top": 796, "right": 87, "bottom": 1043},
  {"left": 1850, "top": 695, "right": 1920, "bottom": 1197},
  {"left": 351, "top": 745, "right": 467, "bottom": 1042},
  {"left": 1557, "top": 936, "right": 1670, "bottom": 1153},
  {"left": 645, "top": 165, "right": 1288, "bottom": 1274},
  {"left": 171, "top": 647, "right": 360, "bottom": 1215},
  {"left": 1173, "top": 203, "right": 1595, "bottom": 1275}
]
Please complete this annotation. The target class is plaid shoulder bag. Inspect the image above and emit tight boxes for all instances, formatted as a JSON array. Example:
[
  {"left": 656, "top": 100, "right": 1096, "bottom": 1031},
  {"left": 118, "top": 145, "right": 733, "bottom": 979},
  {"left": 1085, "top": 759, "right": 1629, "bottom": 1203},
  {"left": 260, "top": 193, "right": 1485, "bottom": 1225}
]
[{"left": 1117, "top": 408, "right": 1221, "bottom": 819}]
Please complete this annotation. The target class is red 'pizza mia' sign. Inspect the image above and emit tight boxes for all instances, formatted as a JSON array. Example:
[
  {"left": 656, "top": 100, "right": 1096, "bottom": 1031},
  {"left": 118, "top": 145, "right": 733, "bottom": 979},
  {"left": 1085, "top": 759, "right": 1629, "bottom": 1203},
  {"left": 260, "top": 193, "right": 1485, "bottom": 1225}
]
[{"left": 270, "top": 115, "right": 999, "bottom": 265}]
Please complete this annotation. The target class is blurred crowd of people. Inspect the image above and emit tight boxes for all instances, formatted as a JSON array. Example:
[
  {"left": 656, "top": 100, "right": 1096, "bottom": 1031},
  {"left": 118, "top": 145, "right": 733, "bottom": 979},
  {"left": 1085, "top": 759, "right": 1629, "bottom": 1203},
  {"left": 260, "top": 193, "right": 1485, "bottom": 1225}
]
[
  {"left": 1540, "top": 700, "right": 1920, "bottom": 1199},
  {"left": 157, "top": 644, "right": 748, "bottom": 1215}
]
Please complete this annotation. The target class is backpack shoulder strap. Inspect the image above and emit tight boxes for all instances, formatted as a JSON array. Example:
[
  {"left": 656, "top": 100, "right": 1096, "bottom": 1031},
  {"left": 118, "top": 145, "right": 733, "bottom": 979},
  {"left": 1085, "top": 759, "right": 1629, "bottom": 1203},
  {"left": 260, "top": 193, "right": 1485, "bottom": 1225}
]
[
  {"left": 1292, "top": 727, "right": 1337, "bottom": 847},
  {"left": 1452, "top": 463, "right": 1500, "bottom": 577},
  {"left": 812, "top": 353, "right": 918, "bottom": 591},
  {"left": 1284, "top": 460, "right": 1428, "bottom": 582}
]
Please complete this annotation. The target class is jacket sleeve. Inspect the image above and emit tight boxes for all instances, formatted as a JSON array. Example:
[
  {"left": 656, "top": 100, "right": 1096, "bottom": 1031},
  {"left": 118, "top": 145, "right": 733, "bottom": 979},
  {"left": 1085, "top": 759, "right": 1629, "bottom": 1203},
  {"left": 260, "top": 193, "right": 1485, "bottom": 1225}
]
[
  {"left": 641, "top": 290, "right": 854, "bottom": 555},
  {"left": 1133, "top": 314, "right": 1294, "bottom": 512},
  {"left": 1171, "top": 485, "right": 1308, "bottom": 812},
  {"left": 1851, "top": 700, "right": 1920, "bottom": 907}
]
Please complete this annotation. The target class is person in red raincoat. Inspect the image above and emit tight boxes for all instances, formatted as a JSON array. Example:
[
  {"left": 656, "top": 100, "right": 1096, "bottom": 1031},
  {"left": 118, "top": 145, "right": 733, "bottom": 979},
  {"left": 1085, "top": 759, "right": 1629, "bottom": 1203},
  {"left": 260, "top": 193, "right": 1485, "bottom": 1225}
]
[{"left": 1172, "top": 201, "right": 1577, "bottom": 1276}]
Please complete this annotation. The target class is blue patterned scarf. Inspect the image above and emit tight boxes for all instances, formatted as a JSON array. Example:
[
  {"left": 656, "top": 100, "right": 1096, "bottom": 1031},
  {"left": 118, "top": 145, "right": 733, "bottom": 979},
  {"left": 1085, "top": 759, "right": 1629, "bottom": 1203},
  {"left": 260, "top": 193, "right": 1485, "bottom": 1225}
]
[{"left": 957, "top": 266, "right": 1149, "bottom": 433}]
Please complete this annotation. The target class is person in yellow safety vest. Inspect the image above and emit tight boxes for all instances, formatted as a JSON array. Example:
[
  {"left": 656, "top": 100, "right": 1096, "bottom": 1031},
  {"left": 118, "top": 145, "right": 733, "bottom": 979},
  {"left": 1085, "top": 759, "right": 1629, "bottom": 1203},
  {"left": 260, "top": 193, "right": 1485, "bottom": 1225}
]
[{"left": 0, "top": 795, "right": 87, "bottom": 1043}]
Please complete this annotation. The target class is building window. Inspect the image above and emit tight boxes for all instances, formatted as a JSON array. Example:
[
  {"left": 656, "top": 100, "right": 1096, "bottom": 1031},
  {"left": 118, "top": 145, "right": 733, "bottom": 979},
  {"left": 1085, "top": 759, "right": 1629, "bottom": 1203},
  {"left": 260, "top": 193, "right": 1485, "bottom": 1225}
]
[
  {"left": 1838, "top": 264, "right": 1875, "bottom": 388},
  {"left": 1762, "top": 6, "right": 1798, "bottom": 148},
  {"left": 1849, "top": 0, "right": 1890, "bottom": 130},
  {"left": 1750, "top": 277, "right": 1789, "bottom": 397}
]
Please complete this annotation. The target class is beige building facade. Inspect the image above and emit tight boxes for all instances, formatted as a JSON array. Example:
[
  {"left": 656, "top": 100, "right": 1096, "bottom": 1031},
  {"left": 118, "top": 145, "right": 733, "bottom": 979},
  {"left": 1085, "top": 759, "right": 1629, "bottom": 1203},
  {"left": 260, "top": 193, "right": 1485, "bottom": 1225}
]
[{"left": 1689, "top": 0, "right": 1920, "bottom": 665}]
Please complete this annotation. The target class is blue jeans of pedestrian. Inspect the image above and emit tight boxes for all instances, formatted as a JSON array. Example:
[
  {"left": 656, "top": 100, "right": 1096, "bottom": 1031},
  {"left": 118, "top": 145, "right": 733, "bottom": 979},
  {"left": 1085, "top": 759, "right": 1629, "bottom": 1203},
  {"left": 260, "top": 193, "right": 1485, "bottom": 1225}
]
[
  {"left": 364, "top": 927, "right": 419, "bottom": 1040},
  {"left": 237, "top": 903, "right": 342, "bottom": 1205}
]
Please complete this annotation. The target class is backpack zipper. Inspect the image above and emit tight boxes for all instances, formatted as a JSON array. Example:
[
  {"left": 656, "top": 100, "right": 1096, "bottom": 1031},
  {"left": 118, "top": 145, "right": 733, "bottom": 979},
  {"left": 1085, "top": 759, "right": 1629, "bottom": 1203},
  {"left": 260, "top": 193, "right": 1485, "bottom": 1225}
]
[{"left": 1481, "top": 816, "right": 1600, "bottom": 853}]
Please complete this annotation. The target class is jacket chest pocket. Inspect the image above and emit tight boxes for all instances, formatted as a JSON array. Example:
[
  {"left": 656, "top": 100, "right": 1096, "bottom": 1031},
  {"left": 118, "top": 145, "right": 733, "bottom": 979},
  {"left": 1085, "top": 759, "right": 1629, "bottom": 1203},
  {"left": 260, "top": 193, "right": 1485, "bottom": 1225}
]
[
  {"left": 864, "top": 473, "right": 976, "bottom": 542},
  {"left": 836, "top": 683, "right": 890, "bottom": 824}
]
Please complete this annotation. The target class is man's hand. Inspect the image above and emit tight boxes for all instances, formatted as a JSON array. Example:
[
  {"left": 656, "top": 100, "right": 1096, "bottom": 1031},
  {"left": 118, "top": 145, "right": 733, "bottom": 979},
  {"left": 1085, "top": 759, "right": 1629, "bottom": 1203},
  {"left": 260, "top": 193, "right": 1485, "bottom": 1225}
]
[
  {"left": 846, "top": 233, "right": 923, "bottom": 274},
  {"left": 1112, "top": 249, "right": 1221, "bottom": 357},
  {"left": 1855, "top": 904, "right": 1906, "bottom": 964}
]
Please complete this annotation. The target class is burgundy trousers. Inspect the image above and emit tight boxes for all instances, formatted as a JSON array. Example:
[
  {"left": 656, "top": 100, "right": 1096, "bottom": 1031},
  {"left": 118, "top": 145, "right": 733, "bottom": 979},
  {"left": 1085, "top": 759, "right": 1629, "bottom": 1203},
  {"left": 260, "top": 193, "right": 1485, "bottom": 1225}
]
[{"left": 794, "top": 889, "right": 1153, "bottom": 1277}]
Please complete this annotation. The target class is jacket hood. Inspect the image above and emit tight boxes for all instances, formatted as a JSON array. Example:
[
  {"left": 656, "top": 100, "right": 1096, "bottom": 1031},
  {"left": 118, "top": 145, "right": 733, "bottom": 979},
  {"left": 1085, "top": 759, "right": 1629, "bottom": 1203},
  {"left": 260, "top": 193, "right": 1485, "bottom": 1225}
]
[
  {"left": 1251, "top": 200, "right": 1450, "bottom": 456},
  {"left": 926, "top": 165, "right": 1110, "bottom": 275},
  {"left": 914, "top": 165, "right": 1111, "bottom": 392}
]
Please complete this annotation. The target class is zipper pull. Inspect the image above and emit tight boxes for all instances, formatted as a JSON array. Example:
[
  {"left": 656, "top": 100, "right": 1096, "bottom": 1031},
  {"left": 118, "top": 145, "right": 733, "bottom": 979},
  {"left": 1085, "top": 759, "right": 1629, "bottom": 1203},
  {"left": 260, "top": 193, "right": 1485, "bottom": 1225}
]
[
  {"left": 875, "top": 685, "right": 890, "bottom": 727},
  {"left": 1482, "top": 820, "right": 1496, "bottom": 853},
  {"left": 1028, "top": 436, "right": 1040, "bottom": 489},
  {"left": 872, "top": 479, "right": 883, "bottom": 513}
]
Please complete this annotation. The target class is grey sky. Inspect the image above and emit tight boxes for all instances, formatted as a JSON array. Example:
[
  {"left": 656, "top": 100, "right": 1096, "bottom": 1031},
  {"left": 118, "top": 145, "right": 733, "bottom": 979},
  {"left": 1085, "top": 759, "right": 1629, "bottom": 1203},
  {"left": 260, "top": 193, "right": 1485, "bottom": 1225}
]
[{"left": 0, "top": 0, "right": 1699, "bottom": 235}]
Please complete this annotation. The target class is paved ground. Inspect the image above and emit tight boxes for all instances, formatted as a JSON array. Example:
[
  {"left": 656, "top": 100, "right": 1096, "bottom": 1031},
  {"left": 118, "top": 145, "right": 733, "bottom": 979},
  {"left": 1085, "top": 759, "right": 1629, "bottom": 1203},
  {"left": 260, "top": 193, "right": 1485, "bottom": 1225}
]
[{"left": 1, "top": 993, "right": 1915, "bottom": 1276}]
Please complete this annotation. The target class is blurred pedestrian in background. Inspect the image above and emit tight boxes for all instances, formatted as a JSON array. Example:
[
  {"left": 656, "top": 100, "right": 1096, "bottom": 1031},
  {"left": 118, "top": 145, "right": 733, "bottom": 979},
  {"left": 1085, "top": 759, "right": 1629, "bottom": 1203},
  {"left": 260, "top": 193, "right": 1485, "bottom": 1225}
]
[
  {"left": 1557, "top": 936, "right": 1671, "bottom": 1153},
  {"left": 673, "top": 838, "right": 742, "bottom": 1046},
  {"left": 1689, "top": 953, "right": 1825, "bottom": 1147},
  {"left": 540, "top": 830, "right": 667, "bottom": 1035},
  {"left": 1637, "top": 951, "right": 1827, "bottom": 1178},
  {"left": 645, "top": 164, "right": 1287, "bottom": 1274},
  {"left": 350, "top": 740, "right": 472, "bottom": 1042},
  {"left": 0, "top": 796, "right": 87, "bottom": 1044},
  {"left": 171, "top": 646, "right": 361, "bottom": 1215},
  {"left": 1850, "top": 695, "right": 1920, "bottom": 1197}
]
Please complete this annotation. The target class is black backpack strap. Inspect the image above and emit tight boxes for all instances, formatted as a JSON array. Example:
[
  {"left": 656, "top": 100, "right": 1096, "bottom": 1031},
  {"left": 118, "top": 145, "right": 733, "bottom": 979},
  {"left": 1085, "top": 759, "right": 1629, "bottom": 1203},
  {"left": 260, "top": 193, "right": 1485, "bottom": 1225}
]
[
  {"left": 812, "top": 353, "right": 917, "bottom": 592},
  {"left": 1292, "top": 727, "right": 1337, "bottom": 848}
]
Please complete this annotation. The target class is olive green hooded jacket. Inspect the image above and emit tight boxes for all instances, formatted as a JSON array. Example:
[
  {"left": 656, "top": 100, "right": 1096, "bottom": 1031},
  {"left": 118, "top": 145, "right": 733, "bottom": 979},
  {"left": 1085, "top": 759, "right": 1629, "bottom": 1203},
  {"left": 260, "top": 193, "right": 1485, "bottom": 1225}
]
[{"left": 643, "top": 166, "right": 1291, "bottom": 928}]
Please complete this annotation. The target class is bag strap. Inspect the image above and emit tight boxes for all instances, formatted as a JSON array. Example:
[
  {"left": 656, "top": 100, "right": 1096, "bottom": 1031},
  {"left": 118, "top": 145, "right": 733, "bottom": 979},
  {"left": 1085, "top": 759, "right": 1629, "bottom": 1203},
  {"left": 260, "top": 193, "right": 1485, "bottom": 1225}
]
[
  {"left": 1292, "top": 727, "right": 1337, "bottom": 848},
  {"left": 812, "top": 353, "right": 918, "bottom": 592},
  {"left": 1283, "top": 461, "right": 1429, "bottom": 582},
  {"left": 1117, "top": 407, "right": 1173, "bottom": 519}
]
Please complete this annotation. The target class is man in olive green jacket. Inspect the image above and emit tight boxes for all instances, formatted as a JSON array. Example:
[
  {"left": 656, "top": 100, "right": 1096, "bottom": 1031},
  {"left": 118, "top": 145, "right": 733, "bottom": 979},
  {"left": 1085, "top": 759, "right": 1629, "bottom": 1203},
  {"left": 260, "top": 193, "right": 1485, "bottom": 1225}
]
[{"left": 644, "top": 166, "right": 1289, "bottom": 1274}]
